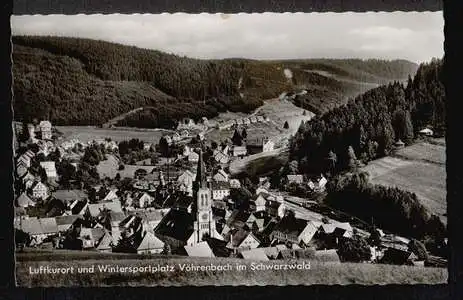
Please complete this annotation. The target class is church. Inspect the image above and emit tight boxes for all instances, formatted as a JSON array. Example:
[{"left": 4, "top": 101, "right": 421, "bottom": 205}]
[
  {"left": 154, "top": 148, "right": 223, "bottom": 250},
  {"left": 188, "top": 148, "right": 223, "bottom": 245}
]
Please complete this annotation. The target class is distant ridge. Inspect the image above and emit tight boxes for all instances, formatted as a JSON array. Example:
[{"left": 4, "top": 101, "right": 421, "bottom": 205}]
[{"left": 12, "top": 35, "right": 418, "bottom": 129}]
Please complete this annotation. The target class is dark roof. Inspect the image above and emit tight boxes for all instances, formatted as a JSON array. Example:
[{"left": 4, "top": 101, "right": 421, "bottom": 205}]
[
  {"left": 211, "top": 181, "right": 231, "bottom": 190},
  {"left": 154, "top": 209, "right": 194, "bottom": 242},
  {"left": 204, "top": 237, "right": 232, "bottom": 257},
  {"left": 173, "top": 194, "right": 194, "bottom": 211},
  {"left": 227, "top": 210, "right": 251, "bottom": 227},
  {"left": 273, "top": 216, "right": 308, "bottom": 236},
  {"left": 71, "top": 200, "right": 87, "bottom": 215},
  {"left": 228, "top": 228, "right": 255, "bottom": 248},
  {"left": 52, "top": 189, "right": 87, "bottom": 203}
]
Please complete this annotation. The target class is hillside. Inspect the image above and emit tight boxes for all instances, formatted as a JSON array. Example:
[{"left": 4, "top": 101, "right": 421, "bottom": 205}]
[{"left": 12, "top": 36, "right": 418, "bottom": 128}]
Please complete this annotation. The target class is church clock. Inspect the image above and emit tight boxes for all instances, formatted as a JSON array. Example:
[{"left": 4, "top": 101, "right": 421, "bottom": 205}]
[{"left": 201, "top": 213, "right": 209, "bottom": 221}]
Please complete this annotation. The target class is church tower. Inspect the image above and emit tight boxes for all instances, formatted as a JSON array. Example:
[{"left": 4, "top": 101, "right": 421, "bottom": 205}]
[{"left": 191, "top": 148, "right": 221, "bottom": 244}]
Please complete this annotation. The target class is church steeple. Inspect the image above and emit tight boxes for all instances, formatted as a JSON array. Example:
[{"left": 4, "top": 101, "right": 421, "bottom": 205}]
[{"left": 194, "top": 148, "right": 207, "bottom": 192}]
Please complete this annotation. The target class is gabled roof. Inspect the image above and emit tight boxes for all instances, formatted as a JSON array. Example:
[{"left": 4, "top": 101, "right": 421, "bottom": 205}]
[
  {"left": 286, "top": 175, "right": 304, "bottom": 183},
  {"left": 87, "top": 200, "right": 123, "bottom": 217},
  {"left": 228, "top": 229, "right": 259, "bottom": 248},
  {"left": 320, "top": 223, "right": 336, "bottom": 234},
  {"left": 17, "top": 217, "right": 58, "bottom": 235},
  {"left": 211, "top": 181, "right": 231, "bottom": 190},
  {"left": 240, "top": 248, "right": 269, "bottom": 261},
  {"left": 55, "top": 215, "right": 82, "bottom": 226},
  {"left": 154, "top": 209, "right": 194, "bottom": 242},
  {"left": 184, "top": 241, "right": 215, "bottom": 257},
  {"left": 96, "top": 231, "right": 115, "bottom": 250},
  {"left": 137, "top": 231, "right": 165, "bottom": 251},
  {"left": 52, "top": 190, "right": 87, "bottom": 203},
  {"left": 16, "top": 192, "right": 34, "bottom": 207}
]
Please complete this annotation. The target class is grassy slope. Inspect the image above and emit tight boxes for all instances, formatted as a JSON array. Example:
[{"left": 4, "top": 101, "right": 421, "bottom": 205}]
[
  {"left": 16, "top": 250, "right": 446, "bottom": 286},
  {"left": 361, "top": 139, "right": 446, "bottom": 223},
  {"left": 13, "top": 36, "right": 418, "bottom": 127}
]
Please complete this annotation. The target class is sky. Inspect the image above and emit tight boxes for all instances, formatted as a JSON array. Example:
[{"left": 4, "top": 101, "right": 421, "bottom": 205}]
[{"left": 10, "top": 12, "right": 444, "bottom": 63}]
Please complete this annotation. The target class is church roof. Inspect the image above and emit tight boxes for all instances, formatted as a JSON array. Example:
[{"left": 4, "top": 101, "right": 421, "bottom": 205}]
[{"left": 154, "top": 209, "right": 194, "bottom": 242}]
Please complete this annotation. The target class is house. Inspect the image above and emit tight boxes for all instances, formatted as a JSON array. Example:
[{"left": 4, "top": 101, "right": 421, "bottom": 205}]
[
  {"left": 247, "top": 137, "right": 275, "bottom": 154},
  {"left": 96, "top": 231, "right": 116, "bottom": 253},
  {"left": 226, "top": 228, "right": 260, "bottom": 251},
  {"left": 232, "top": 146, "right": 247, "bottom": 157},
  {"left": 16, "top": 192, "right": 35, "bottom": 208},
  {"left": 211, "top": 181, "right": 231, "bottom": 201},
  {"left": 394, "top": 139, "right": 405, "bottom": 149},
  {"left": 22, "top": 172, "right": 35, "bottom": 184},
  {"left": 133, "top": 192, "right": 153, "bottom": 208},
  {"left": 86, "top": 200, "right": 123, "bottom": 218},
  {"left": 184, "top": 241, "right": 215, "bottom": 258},
  {"left": 312, "top": 175, "right": 328, "bottom": 192},
  {"left": 312, "top": 249, "right": 341, "bottom": 263},
  {"left": 136, "top": 231, "right": 165, "bottom": 254},
  {"left": 214, "top": 151, "right": 230, "bottom": 164},
  {"left": 266, "top": 200, "right": 286, "bottom": 219},
  {"left": 380, "top": 247, "right": 418, "bottom": 265},
  {"left": 40, "top": 161, "right": 57, "bottom": 180},
  {"left": 256, "top": 116, "right": 265, "bottom": 122},
  {"left": 55, "top": 215, "right": 83, "bottom": 233},
  {"left": 243, "top": 118, "right": 251, "bottom": 125},
  {"left": 52, "top": 189, "right": 87, "bottom": 205},
  {"left": 188, "top": 151, "right": 199, "bottom": 163},
  {"left": 15, "top": 217, "right": 58, "bottom": 244},
  {"left": 79, "top": 227, "right": 105, "bottom": 249},
  {"left": 154, "top": 209, "right": 195, "bottom": 250},
  {"left": 286, "top": 175, "right": 304, "bottom": 185},
  {"left": 39, "top": 121, "right": 52, "bottom": 140},
  {"left": 172, "top": 132, "right": 182, "bottom": 142},
  {"left": 249, "top": 116, "right": 258, "bottom": 124},
  {"left": 419, "top": 128, "right": 434, "bottom": 137},
  {"left": 236, "top": 119, "right": 243, "bottom": 125},
  {"left": 132, "top": 210, "right": 166, "bottom": 232},
  {"left": 271, "top": 217, "right": 320, "bottom": 245},
  {"left": 229, "top": 179, "right": 241, "bottom": 189},
  {"left": 177, "top": 170, "right": 196, "bottom": 196},
  {"left": 240, "top": 248, "right": 269, "bottom": 261},
  {"left": 254, "top": 193, "right": 267, "bottom": 212},
  {"left": 31, "top": 181, "right": 49, "bottom": 200},
  {"left": 17, "top": 152, "right": 33, "bottom": 168},
  {"left": 213, "top": 169, "right": 229, "bottom": 182},
  {"left": 16, "top": 164, "right": 28, "bottom": 178}
]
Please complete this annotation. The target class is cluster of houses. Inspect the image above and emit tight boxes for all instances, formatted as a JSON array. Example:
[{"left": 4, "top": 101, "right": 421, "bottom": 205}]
[
  {"left": 13, "top": 120, "right": 433, "bottom": 266},
  {"left": 217, "top": 115, "right": 270, "bottom": 131}
]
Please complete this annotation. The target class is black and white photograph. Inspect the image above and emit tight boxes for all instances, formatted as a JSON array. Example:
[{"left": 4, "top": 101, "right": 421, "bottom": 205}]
[{"left": 10, "top": 12, "right": 446, "bottom": 286}]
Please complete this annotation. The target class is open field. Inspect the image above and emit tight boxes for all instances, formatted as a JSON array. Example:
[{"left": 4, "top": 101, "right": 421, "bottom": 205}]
[
  {"left": 56, "top": 126, "right": 172, "bottom": 145},
  {"left": 361, "top": 140, "right": 446, "bottom": 223},
  {"left": 207, "top": 99, "right": 314, "bottom": 148},
  {"left": 16, "top": 251, "right": 446, "bottom": 286}
]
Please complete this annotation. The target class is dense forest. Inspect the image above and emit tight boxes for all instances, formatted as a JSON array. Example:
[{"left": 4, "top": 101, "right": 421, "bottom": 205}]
[
  {"left": 289, "top": 58, "right": 444, "bottom": 175},
  {"left": 13, "top": 36, "right": 417, "bottom": 128}
]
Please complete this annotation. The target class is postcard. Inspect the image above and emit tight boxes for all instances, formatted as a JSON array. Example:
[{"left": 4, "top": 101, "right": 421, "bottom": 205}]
[{"left": 10, "top": 12, "right": 447, "bottom": 287}]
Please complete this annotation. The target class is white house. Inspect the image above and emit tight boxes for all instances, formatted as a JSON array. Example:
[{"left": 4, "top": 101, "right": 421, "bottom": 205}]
[
  {"left": 232, "top": 146, "right": 247, "bottom": 157},
  {"left": 229, "top": 179, "right": 241, "bottom": 189},
  {"left": 212, "top": 181, "right": 231, "bottom": 201},
  {"left": 263, "top": 139, "right": 275, "bottom": 152},
  {"left": 40, "top": 161, "right": 57, "bottom": 180},
  {"left": 31, "top": 181, "right": 49, "bottom": 200},
  {"left": 137, "top": 231, "right": 165, "bottom": 254},
  {"left": 188, "top": 151, "right": 199, "bottom": 163},
  {"left": 419, "top": 128, "right": 434, "bottom": 137},
  {"left": 39, "top": 121, "right": 52, "bottom": 140},
  {"left": 254, "top": 193, "right": 267, "bottom": 212},
  {"left": 177, "top": 170, "right": 196, "bottom": 196},
  {"left": 227, "top": 229, "right": 260, "bottom": 251},
  {"left": 213, "top": 169, "right": 229, "bottom": 182}
]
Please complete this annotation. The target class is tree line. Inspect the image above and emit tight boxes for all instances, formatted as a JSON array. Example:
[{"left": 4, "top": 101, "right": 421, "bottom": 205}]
[{"left": 289, "top": 58, "right": 444, "bottom": 175}]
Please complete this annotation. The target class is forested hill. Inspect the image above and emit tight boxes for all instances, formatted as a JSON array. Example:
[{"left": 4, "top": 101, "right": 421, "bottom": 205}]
[
  {"left": 12, "top": 35, "right": 418, "bottom": 128},
  {"left": 289, "top": 58, "right": 444, "bottom": 174}
]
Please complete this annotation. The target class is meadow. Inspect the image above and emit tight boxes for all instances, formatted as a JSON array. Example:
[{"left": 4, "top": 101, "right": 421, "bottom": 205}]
[
  {"left": 16, "top": 250, "right": 447, "bottom": 287},
  {"left": 361, "top": 140, "right": 446, "bottom": 223}
]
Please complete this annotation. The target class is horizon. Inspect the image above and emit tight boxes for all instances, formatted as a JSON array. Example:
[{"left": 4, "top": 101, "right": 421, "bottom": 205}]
[
  {"left": 10, "top": 12, "right": 443, "bottom": 64},
  {"left": 12, "top": 34, "right": 435, "bottom": 64}
]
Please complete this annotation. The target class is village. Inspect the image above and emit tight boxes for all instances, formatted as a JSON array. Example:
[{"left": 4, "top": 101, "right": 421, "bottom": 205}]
[{"left": 13, "top": 115, "right": 440, "bottom": 267}]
